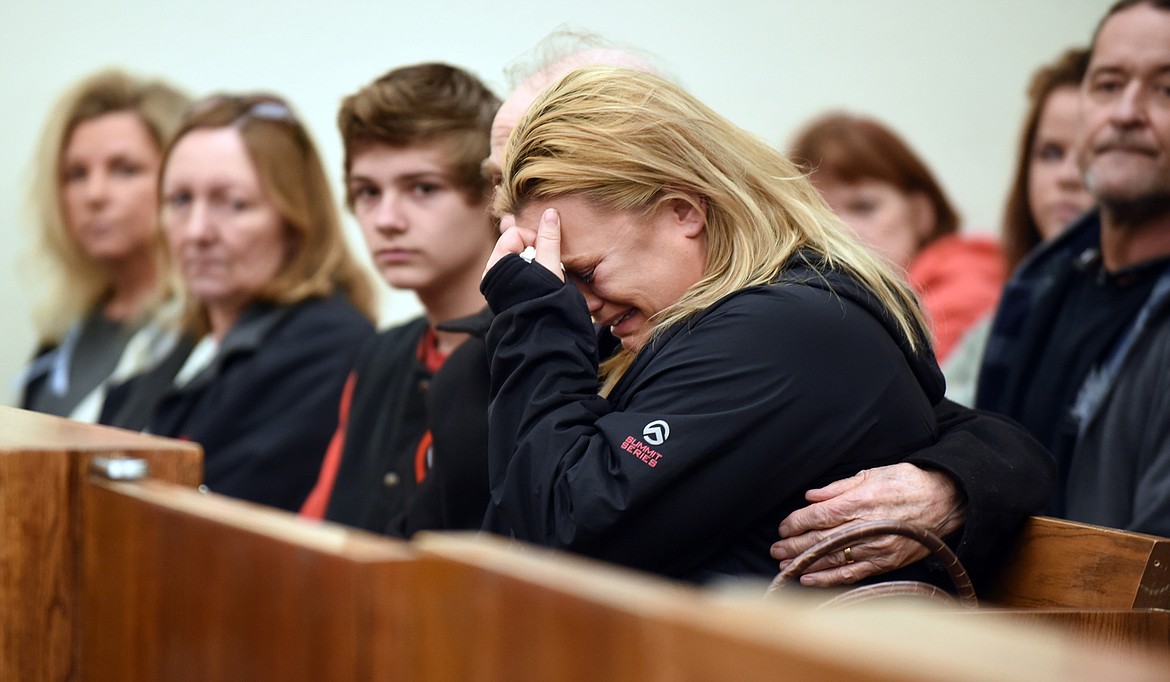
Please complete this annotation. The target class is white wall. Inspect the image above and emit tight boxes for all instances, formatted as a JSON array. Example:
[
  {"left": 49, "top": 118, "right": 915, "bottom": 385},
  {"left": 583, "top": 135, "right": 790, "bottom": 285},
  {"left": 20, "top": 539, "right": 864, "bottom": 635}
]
[{"left": 0, "top": 0, "right": 1111, "bottom": 404}]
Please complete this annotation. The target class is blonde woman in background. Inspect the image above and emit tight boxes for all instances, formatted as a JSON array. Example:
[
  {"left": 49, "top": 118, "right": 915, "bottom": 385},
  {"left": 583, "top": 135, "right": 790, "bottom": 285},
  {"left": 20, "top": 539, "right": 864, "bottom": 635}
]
[{"left": 17, "top": 69, "right": 190, "bottom": 421}]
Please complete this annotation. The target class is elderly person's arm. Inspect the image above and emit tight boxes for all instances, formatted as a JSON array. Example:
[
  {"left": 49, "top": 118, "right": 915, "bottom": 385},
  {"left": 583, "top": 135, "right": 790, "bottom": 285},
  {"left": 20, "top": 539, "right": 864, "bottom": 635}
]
[{"left": 771, "top": 400, "right": 1055, "bottom": 587}]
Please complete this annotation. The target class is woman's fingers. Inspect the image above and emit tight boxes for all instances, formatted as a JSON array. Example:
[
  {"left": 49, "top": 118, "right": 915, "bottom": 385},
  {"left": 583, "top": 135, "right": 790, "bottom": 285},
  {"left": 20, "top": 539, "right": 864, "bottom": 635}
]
[
  {"left": 533, "top": 208, "right": 564, "bottom": 281},
  {"left": 483, "top": 221, "right": 530, "bottom": 278},
  {"left": 482, "top": 209, "right": 564, "bottom": 282},
  {"left": 774, "top": 532, "right": 931, "bottom": 587},
  {"left": 498, "top": 213, "right": 518, "bottom": 235},
  {"left": 484, "top": 209, "right": 566, "bottom": 281}
]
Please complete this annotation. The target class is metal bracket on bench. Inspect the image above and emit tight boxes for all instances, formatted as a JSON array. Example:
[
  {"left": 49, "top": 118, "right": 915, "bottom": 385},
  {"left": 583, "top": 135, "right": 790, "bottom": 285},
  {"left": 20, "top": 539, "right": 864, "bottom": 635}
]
[{"left": 89, "top": 456, "right": 149, "bottom": 481}]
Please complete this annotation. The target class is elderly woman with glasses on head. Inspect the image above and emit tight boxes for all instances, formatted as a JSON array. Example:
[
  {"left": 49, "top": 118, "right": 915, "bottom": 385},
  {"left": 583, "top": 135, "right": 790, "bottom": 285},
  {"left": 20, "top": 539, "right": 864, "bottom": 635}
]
[{"left": 101, "top": 94, "right": 376, "bottom": 511}]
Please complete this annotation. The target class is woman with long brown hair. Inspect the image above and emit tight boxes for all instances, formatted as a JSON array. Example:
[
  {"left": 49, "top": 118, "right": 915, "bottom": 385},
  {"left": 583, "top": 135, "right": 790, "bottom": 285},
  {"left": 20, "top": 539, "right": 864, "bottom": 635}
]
[{"left": 945, "top": 47, "right": 1092, "bottom": 405}]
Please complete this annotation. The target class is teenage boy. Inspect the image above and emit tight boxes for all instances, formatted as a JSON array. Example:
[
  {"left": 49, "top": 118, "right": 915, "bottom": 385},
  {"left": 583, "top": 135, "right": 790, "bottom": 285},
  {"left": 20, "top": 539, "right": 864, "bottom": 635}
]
[{"left": 300, "top": 63, "right": 500, "bottom": 535}]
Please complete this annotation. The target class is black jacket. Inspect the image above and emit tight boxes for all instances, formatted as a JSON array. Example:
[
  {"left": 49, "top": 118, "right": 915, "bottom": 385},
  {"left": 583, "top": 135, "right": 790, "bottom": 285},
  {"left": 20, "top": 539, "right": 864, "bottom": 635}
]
[
  {"left": 978, "top": 210, "right": 1170, "bottom": 535},
  {"left": 324, "top": 309, "right": 492, "bottom": 536},
  {"left": 103, "top": 294, "right": 373, "bottom": 511},
  {"left": 481, "top": 254, "right": 950, "bottom": 581}
]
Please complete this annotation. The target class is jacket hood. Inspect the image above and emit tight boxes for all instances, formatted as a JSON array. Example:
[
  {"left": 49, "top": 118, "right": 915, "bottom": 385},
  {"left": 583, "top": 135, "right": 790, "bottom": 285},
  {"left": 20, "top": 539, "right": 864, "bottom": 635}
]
[{"left": 776, "top": 253, "right": 946, "bottom": 405}]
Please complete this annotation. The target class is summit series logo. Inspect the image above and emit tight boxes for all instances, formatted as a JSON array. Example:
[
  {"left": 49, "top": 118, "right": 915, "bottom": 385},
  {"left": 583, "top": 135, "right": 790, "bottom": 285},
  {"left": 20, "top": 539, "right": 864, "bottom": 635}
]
[
  {"left": 620, "top": 420, "right": 671, "bottom": 468},
  {"left": 642, "top": 419, "right": 670, "bottom": 445}
]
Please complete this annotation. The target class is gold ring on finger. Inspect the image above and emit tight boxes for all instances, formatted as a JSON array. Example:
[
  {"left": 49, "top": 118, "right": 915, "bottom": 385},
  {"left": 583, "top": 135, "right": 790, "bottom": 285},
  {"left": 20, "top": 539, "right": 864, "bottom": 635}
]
[{"left": 843, "top": 546, "right": 855, "bottom": 564}]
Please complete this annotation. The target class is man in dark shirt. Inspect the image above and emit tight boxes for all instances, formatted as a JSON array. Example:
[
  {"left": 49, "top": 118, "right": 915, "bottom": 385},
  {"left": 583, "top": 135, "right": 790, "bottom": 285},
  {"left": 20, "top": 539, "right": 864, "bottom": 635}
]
[{"left": 978, "top": 0, "right": 1170, "bottom": 537}]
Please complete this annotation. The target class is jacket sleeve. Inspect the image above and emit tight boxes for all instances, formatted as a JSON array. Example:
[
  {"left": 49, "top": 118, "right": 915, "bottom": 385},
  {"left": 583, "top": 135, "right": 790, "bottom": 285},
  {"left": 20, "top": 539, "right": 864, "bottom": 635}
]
[
  {"left": 481, "top": 255, "right": 937, "bottom": 577},
  {"left": 1081, "top": 328, "right": 1170, "bottom": 537},
  {"left": 1130, "top": 371, "right": 1170, "bottom": 536},
  {"left": 904, "top": 398, "right": 1056, "bottom": 587}
]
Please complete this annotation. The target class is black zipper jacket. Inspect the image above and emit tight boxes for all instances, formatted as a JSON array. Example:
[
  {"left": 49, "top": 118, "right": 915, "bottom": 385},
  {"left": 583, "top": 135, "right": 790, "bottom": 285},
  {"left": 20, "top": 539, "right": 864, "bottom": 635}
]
[
  {"left": 102, "top": 294, "right": 373, "bottom": 511},
  {"left": 324, "top": 308, "right": 493, "bottom": 536},
  {"left": 481, "top": 254, "right": 953, "bottom": 581}
]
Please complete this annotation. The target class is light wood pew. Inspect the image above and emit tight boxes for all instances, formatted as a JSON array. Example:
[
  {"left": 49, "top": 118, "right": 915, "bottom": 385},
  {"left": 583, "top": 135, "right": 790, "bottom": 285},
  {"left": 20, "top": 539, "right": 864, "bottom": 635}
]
[
  {"left": 972, "top": 516, "right": 1170, "bottom": 653},
  {"left": 78, "top": 476, "right": 1169, "bottom": 682},
  {"left": 0, "top": 407, "right": 201, "bottom": 682},
  {"left": 81, "top": 478, "right": 419, "bottom": 681},
  {"left": 412, "top": 532, "right": 1170, "bottom": 682},
  {"left": 2, "top": 405, "right": 1167, "bottom": 680},
  {"left": 989, "top": 516, "right": 1169, "bottom": 610}
]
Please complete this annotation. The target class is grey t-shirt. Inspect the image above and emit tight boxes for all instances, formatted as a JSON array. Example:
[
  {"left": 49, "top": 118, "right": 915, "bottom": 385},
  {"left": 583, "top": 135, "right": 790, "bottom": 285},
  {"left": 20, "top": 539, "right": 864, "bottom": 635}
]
[{"left": 25, "top": 310, "right": 137, "bottom": 417}]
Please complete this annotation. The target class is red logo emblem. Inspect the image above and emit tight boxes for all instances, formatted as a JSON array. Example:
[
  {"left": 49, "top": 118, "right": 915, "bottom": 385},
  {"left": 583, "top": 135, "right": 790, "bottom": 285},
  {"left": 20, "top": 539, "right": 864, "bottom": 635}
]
[{"left": 620, "top": 436, "right": 663, "bottom": 467}]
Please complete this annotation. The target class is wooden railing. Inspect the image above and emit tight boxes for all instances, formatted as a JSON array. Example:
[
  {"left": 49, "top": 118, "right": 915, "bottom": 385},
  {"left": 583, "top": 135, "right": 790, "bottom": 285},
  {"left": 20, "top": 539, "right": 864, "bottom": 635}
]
[
  {"left": 0, "top": 407, "right": 201, "bottom": 681},
  {"left": 988, "top": 515, "right": 1169, "bottom": 610},
  {"left": 971, "top": 515, "right": 1170, "bottom": 652},
  {"left": 1, "top": 406, "right": 1167, "bottom": 681}
]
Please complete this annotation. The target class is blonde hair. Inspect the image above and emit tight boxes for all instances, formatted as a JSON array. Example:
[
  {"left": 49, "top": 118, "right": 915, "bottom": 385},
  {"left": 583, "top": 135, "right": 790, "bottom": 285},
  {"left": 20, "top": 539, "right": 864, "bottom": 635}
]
[
  {"left": 162, "top": 94, "right": 376, "bottom": 335},
  {"left": 494, "top": 66, "right": 931, "bottom": 391},
  {"left": 25, "top": 68, "right": 190, "bottom": 344}
]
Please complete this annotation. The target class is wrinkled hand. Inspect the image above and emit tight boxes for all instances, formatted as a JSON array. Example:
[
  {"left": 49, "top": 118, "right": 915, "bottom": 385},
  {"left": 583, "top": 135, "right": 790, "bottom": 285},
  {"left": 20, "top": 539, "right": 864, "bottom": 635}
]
[
  {"left": 483, "top": 209, "right": 564, "bottom": 282},
  {"left": 770, "top": 463, "right": 966, "bottom": 586}
]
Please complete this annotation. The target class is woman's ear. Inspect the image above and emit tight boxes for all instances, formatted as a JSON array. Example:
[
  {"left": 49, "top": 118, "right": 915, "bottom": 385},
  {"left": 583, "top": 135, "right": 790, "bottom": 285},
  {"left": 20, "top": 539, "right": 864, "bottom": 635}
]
[{"left": 666, "top": 196, "right": 706, "bottom": 238}]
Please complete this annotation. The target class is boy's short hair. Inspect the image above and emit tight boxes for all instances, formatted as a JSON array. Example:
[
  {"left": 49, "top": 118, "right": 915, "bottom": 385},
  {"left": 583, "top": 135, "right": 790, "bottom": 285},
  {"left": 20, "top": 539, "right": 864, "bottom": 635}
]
[{"left": 338, "top": 63, "right": 500, "bottom": 206}]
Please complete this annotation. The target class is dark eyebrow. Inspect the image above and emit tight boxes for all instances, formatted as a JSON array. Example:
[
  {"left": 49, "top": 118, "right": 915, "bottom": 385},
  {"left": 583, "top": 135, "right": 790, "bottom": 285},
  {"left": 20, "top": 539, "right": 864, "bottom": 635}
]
[
  {"left": 396, "top": 172, "right": 451, "bottom": 184},
  {"left": 347, "top": 171, "right": 451, "bottom": 186}
]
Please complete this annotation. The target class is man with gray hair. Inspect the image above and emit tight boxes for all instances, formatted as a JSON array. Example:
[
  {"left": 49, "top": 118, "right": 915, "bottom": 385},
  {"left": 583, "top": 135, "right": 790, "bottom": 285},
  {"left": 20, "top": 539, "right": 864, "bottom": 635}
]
[{"left": 978, "top": 0, "right": 1170, "bottom": 538}]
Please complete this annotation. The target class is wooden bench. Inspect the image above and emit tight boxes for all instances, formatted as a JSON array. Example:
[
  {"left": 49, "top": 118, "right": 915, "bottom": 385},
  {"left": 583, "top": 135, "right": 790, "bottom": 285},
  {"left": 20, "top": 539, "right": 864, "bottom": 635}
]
[
  {"left": 972, "top": 516, "right": 1170, "bottom": 653},
  {"left": 0, "top": 407, "right": 201, "bottom": 681},
  {"left": 81, "top": 478, "right": 419, "bottom": 680},
  {"left": 74, "top": 478, "right": 1170, "bottom": 681},
  {"left": 989, "top": 516, "right": 1169, "bottom": 610},
  {"left": 2, "top": 405, "right": 1168, "bottom": 680}
]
